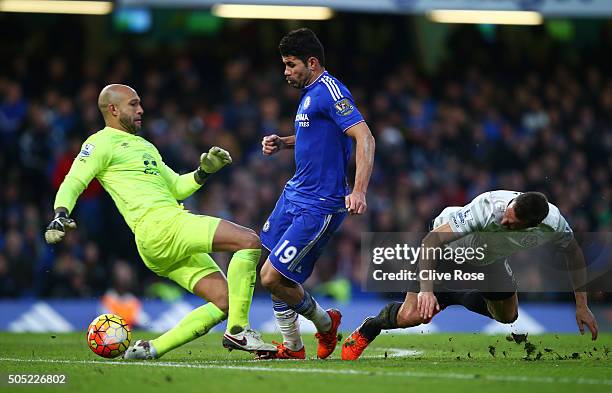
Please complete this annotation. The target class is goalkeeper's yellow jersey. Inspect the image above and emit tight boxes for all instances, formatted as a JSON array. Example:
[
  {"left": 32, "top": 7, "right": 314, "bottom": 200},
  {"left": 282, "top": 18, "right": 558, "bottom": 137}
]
[{"left": 54, "top": 126, "right": 201, "bottom": 232}]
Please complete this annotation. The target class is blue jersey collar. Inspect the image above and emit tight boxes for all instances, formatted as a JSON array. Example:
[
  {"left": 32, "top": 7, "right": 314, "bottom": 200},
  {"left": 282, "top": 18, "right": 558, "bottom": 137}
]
[{"left": 303, "top": 70, "right": 327, "bottom": 91}]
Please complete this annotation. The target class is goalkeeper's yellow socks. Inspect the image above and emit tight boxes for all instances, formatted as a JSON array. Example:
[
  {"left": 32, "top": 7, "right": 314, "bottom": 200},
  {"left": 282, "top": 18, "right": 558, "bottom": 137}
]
[
  {"left": 150, "top": 302, "right": 226, "bottom": 357},
  {"left": 226, "top": 248, "right": 261, "bottom": 332}
]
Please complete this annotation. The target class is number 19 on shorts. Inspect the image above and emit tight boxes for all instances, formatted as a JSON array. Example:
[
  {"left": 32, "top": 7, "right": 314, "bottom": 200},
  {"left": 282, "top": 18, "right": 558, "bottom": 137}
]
[{"left": 274, "top": 240, "right": 298, "bottom": 263}]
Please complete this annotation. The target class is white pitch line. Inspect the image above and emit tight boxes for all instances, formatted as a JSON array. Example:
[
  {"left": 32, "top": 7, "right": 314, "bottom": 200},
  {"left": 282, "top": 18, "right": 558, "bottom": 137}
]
[
  {"left": 361, "top": 348, "right": 422, "bottom": 359},
  {"left": 0, "top": 357, "right": 610, "bottom": 386}
]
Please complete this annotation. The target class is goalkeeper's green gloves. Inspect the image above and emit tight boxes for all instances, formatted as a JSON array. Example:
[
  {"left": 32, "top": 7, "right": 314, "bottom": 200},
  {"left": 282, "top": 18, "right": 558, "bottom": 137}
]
[
  {"left": 196, "top": 146, "right": 232, "bottom": 182},
  {"left": 44, "top": 211, "right": 77, "bottom": 244}
]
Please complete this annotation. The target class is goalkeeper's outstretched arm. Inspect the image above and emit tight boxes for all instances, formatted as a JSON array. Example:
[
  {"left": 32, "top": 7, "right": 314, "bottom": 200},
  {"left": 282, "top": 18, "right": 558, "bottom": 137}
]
[
  {"left": 45, "top": 207, "right": 77, "bottom": 244},
  {"left": 160, "top": 146, "right": 233, "bottom": 199},
  {"left": 194, "top": 146, "right": 232, "bottom": 184},
  {"left": 46, "top": 136, "right": 110, "bottom": 244}
]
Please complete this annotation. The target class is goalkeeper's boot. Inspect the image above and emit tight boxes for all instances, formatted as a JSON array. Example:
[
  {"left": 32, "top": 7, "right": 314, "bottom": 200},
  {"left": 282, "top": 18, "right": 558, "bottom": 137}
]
[
  {"left": 256, "top": 342, "right": 306, "bottom": 360},
  {"left": 123, "top": 340, "right": 158, "bottom": 360},
  {"left": 341, "top": 325, "right": 372, "bottom": 361},
  {"left": 223, "top": 328, "right": 278, "bottom": 355},
  {"left": 315, "top": 309, "right": 342, "bottom": 359}
]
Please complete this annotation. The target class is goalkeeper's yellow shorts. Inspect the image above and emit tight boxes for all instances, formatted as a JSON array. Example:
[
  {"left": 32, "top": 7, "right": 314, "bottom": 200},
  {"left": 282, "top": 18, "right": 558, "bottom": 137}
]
[{"left": 135, "top": 207, "right": 222, "bottom": 293}]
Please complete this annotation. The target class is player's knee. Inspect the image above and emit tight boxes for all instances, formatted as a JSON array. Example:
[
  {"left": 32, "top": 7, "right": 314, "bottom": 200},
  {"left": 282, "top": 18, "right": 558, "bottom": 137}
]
[
  {"left": 489, "top": 308, "right": 518, "bottom": 323},
  {"left": 239, "top": 229, "right": 261, "bottom": 250},
  {"left": 214, "top": 301, "right": 229, "bottom": 314},
  {"left": 260, "top": 268, "right": 279, "bottom": 291},
  {"left": 495, "top": 311, "right": 518, "bottom": 324},
  {"left": 210, "top": 295, "right": 229, "bottom": 314}
]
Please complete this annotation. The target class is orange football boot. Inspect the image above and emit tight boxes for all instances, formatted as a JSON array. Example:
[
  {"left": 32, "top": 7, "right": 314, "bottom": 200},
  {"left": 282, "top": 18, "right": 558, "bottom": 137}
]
[
  {"left": 257, "top": 342, "right": 306, "bottom": 360},
  {"left": 315, "top": 309, "right": 342, "bottom": 359},
  {"left": 341, "top": 327, "right": 372, "bottom": 361}
]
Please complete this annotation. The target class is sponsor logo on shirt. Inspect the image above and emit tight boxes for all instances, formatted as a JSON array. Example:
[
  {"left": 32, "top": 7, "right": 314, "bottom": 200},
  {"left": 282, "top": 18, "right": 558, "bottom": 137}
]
[
  {"left": 458, "top": 212, "right": 465, "bottom": 224},
  {"left": 79, "top": 143, "right": 95, "bottom": 157},
  {"left": 303, "top": 96, "right": 311, "bottom": 110},
  {"left": 262, "top": 220, "right": 270, "bottom": 232},
  {"left": 295, "top": 113, "right": 310, "bottom": 128},
  {"left": 334, "top": 98, "right": 354, "bottom": 116}
]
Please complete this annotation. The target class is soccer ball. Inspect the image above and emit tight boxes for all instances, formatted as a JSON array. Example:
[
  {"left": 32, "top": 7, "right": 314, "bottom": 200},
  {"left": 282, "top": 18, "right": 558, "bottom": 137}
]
[{"left": 87, "top": 314, "right": 132, "bottom": 358}]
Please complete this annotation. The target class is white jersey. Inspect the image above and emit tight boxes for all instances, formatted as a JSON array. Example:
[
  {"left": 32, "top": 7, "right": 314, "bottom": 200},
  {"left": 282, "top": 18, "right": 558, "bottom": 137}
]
[{"left": 433, "top": 190, "right": 573, "bottom": 265}]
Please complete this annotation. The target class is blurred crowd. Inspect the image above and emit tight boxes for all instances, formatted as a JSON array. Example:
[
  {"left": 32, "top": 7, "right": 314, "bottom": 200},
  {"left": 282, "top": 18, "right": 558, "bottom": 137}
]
[{"left": 1, "top": 20, "right": 611, "bottom": 300}]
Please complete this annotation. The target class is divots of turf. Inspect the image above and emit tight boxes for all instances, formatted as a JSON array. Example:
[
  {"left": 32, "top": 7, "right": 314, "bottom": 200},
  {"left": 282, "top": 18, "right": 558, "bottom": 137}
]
[
  {"left": 506, "top": 333, "right": 528, "bottom": 344},
  {"left": 523, "top": 342, "right": 538, "bottom": 360}
]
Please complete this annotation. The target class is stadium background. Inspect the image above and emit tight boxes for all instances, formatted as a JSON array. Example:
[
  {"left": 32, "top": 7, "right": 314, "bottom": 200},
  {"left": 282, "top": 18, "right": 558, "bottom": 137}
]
[{"left": 0, "top": 0, "right": 611, "bottom": 333}]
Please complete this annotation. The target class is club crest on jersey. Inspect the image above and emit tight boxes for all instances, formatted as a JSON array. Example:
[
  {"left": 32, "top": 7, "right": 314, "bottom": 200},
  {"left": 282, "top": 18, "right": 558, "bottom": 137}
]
[
  {"left": 334, "top": 98, "right": 354, "bottom": 116},
  {"left": 79, "top": 143, "right": 95, "bottom": 157},
  {"left": 143, "top": 153, "right": 160, "bottom": 176},
  {"left": 303, "top": 96, "right": 311, "bottom": 110}
]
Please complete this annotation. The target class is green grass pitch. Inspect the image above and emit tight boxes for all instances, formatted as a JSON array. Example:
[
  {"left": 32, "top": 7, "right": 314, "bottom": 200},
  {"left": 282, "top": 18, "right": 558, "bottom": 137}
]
[{"left": 0, "top": 332, "right": 610, "bottom": 393}]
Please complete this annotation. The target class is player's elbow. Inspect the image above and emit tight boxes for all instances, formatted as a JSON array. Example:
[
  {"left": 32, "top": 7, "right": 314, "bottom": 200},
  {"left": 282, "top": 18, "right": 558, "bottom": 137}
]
[
  {"left": 367, "top": 133, "right": 375, "bottom": 147},
  {"left": 421, "top": 232, "right": 438, "bottom": 249},
  {"left": 358, "top": 131, "right": 375, "bottom": 150},
  {"left": 365, "top": 134, "right": 375, "bottom": 156}
]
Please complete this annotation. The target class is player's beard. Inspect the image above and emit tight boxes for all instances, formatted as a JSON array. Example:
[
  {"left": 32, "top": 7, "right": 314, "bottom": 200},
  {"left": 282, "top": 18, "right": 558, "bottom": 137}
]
[
  {"left": 288, "top": 69, "right": 311, "bottom": 89},
  {"left": 288, "top": 78, "right": 306, "bottom": 89},
  {"left": 287, "top": 77, "right": 302, "bottom": 89},
  {"left": 119, "top": 113, "right": 140, "bottom": 134},
  {"left": 297, "top": 68, "right": 316, "bottom": 89}
]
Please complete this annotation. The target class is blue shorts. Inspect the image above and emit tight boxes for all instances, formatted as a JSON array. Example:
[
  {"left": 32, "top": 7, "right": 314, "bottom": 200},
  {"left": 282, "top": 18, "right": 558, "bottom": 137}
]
[{"left": 260, "top": 192, "right": 347, "bottom": 283}]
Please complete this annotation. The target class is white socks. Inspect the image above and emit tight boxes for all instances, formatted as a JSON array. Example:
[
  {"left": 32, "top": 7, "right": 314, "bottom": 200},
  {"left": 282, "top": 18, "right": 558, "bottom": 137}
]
[{"left": 273, "top": 308, "right": 304, "bottom": 351}]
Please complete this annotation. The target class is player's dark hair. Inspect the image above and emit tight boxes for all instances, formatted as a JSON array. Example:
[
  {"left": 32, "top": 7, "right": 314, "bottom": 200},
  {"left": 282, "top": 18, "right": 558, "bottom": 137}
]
[
  {"left": 514, "top": 192, "right": 549, "bottom": 227},
  {"left": 279, "top": 28, "right": 325, "bottom": 67}
]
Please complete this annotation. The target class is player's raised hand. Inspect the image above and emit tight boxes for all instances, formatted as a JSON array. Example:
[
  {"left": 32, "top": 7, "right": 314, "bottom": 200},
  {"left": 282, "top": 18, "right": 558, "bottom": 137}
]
[
  {"left": 417, "top": 291, "right": 439, "bottom": 320},
  {"left": 44, "top": 212, "right": 77, "bottom": 244},
  {"left": 345, "top": 191, "right": 367, "bottom": 215},
  {"left": 261, "top": 134, "right": 284, "bottom": 155},
  {"left": 200, "top": 146, "right": 232, "bottom": 174},
  {"left": 576, "top": 305, "right": 598, "bottom": 340}
]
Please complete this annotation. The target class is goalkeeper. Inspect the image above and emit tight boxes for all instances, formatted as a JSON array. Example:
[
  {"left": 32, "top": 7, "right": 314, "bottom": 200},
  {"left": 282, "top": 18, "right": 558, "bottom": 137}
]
[{"left": 45, "top": 84, "right": 276, "bottom": 359}]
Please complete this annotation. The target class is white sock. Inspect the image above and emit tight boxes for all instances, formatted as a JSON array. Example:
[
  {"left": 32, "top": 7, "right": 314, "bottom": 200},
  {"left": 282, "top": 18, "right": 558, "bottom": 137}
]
[{"left": 273, "top": 308, "right": 303, "bottom": 351}]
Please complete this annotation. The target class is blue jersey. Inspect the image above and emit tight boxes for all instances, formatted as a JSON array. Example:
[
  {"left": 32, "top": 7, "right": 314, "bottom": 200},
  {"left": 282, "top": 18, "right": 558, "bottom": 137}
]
[{"left": 284, "top": 71, "right": 365, "bottom": 213}]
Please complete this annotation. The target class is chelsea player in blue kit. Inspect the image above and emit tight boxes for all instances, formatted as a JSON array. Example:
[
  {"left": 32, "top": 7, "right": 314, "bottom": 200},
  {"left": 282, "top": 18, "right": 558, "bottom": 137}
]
[{"left": 259, "top": 28, "right": 375, "bottom": 359}]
